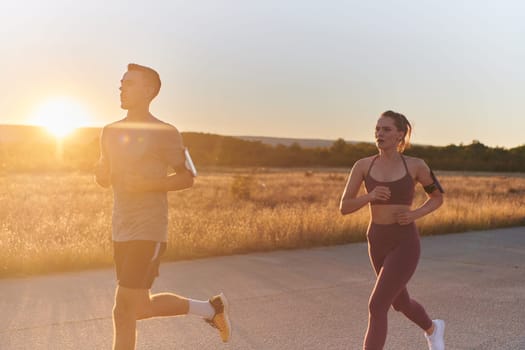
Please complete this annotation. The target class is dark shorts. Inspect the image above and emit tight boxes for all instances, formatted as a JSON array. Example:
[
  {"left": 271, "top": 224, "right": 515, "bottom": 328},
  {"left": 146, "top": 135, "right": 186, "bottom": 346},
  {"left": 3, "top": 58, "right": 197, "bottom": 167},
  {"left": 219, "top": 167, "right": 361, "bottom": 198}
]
[{"left": 113, "top": 240, "right": 167, "bottom": 289}]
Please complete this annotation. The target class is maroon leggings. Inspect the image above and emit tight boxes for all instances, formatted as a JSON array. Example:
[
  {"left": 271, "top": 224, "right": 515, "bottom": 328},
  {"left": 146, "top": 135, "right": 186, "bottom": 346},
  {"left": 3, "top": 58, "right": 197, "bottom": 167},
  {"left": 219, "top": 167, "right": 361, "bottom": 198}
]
[{"left": 363, "top": 222, "right": 433, "bottom": 350}]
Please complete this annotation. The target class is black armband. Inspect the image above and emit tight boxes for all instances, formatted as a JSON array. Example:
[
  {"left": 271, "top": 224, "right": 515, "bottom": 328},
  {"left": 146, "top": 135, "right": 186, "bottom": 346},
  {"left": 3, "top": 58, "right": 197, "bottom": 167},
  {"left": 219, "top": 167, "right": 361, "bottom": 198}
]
[
  {"left": 423, "top": 183, "right": 436, "bottom": 194},
  {"left": 424, "top": 170, "right": 444, "bottom": 194}
]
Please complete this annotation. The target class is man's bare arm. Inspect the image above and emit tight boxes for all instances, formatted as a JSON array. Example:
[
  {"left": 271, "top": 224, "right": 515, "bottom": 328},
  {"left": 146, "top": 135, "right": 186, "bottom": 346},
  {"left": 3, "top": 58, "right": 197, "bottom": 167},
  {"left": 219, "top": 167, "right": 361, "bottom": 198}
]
[
  {"left": 160, "top": 170, "right": 194, "bottom": 192},
  {"left": 123, "top": 169, "right": 194, "bottom": 193},
  {"left": 95, "top": 127, "right": 112, "bottom": 188},
  {"left": 95, "top": 160, "right": 111, "bottom": 188}
]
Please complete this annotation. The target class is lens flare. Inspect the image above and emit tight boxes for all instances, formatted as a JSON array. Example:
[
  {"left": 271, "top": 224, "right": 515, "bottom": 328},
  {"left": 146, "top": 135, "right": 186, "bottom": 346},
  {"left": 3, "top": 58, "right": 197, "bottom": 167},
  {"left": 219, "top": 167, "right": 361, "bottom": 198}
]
[{"left": 29, "top": 97, "right": 91, "bottom": 138}]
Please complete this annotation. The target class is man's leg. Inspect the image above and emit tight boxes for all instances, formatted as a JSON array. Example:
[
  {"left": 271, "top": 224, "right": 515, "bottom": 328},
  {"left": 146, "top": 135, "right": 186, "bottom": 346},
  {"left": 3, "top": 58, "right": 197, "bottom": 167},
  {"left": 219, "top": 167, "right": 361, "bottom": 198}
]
[
  {"left": 136, "top": 292, "right": 191, "bottom": 319},
  {"left": 112, "top": 241, "right": 230, "bottom": 346},
  {"left": 112, "top": 286, "right": 146, "bottom": 350},
  {"left": 139, "top": 291, "right": 231, "bottom": 342},
  {"left": 113, "top": 287, "right": 194, "bottom": 349},
  {"left": 113, "top": 286, "right": 230, "bottom": 344}
]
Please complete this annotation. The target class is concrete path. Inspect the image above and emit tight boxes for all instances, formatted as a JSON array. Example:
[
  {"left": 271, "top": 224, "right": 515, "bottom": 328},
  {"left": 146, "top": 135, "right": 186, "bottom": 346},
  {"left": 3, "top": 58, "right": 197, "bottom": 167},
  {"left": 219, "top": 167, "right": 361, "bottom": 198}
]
[{"left": 1, "top": 227, "right": 524, "bottom": 349}]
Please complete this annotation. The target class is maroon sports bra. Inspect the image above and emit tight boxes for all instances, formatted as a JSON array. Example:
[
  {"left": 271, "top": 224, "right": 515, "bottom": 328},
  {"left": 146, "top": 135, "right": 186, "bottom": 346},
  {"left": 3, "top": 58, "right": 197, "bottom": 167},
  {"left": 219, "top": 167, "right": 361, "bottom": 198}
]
[{"left": 364, "top": 155, "right": 414, "bottom": 205}]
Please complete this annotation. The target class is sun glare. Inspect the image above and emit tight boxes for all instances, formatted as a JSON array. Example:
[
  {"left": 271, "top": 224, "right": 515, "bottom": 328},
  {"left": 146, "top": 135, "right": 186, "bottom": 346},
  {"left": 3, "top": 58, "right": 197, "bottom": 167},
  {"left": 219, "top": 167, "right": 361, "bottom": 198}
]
[{"left": 29, "top": 97, "right": 92, "bottom": 138}]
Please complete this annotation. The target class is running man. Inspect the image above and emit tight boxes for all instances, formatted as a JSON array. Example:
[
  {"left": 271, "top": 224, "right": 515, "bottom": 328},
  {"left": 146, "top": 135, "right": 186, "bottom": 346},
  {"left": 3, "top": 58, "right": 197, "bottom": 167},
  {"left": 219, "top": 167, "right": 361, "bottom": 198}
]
[
  {"left": 95, "top": 63, "right": 231, "bottom": 350},
  {"left": 340, "top": 111, "right": 445, "bottom": 350}
]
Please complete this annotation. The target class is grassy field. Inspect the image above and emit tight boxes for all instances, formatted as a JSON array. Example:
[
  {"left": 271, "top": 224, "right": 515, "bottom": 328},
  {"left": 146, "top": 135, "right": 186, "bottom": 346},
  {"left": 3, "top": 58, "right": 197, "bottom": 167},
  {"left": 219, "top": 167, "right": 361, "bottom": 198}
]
[{"left": 1, "top": 170, "right": 524, "bottom": 278}]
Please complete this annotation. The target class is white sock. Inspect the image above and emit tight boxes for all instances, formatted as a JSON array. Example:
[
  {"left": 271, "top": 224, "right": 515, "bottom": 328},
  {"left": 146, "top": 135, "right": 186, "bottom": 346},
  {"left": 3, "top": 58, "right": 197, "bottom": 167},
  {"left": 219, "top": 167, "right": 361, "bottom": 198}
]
[{"left": 188, "top": 299, "right": 215, "bottom": 319}]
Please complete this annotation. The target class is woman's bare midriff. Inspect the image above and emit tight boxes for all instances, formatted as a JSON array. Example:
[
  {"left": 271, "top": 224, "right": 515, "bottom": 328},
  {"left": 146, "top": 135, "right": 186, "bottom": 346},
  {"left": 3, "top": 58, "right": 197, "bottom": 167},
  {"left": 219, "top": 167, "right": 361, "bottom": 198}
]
[{"left": 370, "top": 204, "right": 411, "bottom": 224}]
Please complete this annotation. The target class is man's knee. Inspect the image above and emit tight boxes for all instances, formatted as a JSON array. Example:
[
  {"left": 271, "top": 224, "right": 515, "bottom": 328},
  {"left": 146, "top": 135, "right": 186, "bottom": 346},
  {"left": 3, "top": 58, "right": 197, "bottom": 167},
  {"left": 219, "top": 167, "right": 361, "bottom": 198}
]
[
  {"left": 113, "top": 286, "right": 151, "bottom": 320},
  {"left": 113, "top": 302, "right": 133, "bottom": 320}
]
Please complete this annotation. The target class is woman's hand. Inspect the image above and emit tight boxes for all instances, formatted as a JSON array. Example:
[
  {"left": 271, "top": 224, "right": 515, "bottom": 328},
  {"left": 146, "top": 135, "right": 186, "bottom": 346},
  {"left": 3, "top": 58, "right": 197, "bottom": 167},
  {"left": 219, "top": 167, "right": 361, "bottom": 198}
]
[
  {"left": 396, "top": 210, "right": 417, "bottom": 225},
  {"left": 368, "top": 186, "right": 391, "bottom": 202}
]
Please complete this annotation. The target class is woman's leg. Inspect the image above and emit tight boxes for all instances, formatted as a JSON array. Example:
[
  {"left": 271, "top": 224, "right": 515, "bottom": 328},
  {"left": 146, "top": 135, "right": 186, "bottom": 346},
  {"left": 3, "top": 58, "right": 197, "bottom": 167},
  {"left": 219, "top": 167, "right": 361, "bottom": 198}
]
[
  {"left": 363, "top": 225, "right": 424, "bottom": 350},
  {"left": 392, "top": 288, "right": 432, "bottom": 331}
]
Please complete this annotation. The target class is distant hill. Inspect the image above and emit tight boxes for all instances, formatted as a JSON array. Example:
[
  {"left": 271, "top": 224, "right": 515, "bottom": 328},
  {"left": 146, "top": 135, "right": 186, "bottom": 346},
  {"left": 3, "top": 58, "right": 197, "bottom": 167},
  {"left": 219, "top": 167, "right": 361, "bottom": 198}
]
[
  {"left": 235, "top": 136, "right": 349, "bottom": 148},
  {"left": 1, "top": 124, "right": 525, "bottom": 172},
  {"left": 0, "top": 125, "right": 350, "bottom": 148},
  {"left": 0, "top": 125, "right": 51, "bottom": 143},
  {"left": 0, "top": 124, "right": 101, "bottom": 144}
]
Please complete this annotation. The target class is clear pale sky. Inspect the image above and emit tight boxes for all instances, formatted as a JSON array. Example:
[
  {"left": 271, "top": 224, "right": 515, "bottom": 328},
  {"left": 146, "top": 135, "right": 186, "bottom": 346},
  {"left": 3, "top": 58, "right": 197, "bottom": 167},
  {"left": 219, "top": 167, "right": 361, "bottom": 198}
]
[{"left": 2, "top": 0, "right": 524, "bottom": 148}]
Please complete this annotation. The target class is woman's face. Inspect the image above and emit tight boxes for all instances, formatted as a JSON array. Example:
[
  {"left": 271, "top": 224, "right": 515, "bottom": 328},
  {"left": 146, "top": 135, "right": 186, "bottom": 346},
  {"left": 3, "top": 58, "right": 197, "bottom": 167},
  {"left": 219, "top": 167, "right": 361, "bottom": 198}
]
[{"left": 375, "top": 116, "right": 404, "bottom": 151}]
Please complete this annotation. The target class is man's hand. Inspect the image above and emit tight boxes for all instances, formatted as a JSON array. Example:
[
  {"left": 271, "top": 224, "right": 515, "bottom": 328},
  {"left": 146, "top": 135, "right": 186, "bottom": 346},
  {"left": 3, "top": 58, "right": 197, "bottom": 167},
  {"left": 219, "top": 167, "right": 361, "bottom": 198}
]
[{"left": 95, "top": 162, "right": 111, "bottom": 188}]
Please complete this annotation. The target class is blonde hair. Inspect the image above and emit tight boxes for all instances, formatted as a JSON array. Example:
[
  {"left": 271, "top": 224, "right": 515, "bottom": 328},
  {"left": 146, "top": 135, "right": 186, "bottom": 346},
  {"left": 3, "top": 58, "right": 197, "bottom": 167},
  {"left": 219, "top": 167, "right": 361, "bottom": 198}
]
[{"left": 381, "top": 110, "right": 412, "bottom": 152}]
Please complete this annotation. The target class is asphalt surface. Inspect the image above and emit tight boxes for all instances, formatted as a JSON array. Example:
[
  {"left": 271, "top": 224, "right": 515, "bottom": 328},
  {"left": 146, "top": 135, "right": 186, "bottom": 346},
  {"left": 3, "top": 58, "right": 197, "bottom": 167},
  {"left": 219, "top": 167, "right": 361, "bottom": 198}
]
[{"left": 1, "top": 227, "right": 524, "bottom": 350}]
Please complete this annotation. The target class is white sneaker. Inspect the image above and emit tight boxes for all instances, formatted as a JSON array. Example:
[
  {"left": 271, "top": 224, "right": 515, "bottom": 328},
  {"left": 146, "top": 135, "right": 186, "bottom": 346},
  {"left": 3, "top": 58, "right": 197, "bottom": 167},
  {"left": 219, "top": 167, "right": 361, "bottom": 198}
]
[
  {"left": 425, "top": 319, "right": 445, "bottom": 350},
  {"left": 205, "top": 293, "right": 231, "bottom": 342}
]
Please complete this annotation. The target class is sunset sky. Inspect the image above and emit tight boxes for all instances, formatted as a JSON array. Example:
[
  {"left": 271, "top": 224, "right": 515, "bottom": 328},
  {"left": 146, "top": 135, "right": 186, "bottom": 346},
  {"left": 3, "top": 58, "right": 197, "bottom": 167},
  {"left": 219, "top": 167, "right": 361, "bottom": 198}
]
[{"left": 2, "top": 0, "right": 524, "bottom": 147}]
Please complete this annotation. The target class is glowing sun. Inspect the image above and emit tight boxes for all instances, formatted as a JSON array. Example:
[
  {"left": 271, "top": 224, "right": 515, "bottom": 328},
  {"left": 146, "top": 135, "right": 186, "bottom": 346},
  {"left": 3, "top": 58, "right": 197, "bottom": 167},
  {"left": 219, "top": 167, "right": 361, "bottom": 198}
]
[{"left": 30, "top": 97, "right": 92, "bottom": 138}]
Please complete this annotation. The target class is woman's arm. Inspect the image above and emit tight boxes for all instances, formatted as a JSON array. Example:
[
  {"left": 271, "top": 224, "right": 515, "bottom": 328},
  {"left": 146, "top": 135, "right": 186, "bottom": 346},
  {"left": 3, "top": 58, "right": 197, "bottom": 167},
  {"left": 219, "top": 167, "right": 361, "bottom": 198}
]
[
  {"left": 396, "top": 159, "right": 444, "bottom": 225},
  {"left": 339, "top": 159, "right": 390, "bottom": 215}
]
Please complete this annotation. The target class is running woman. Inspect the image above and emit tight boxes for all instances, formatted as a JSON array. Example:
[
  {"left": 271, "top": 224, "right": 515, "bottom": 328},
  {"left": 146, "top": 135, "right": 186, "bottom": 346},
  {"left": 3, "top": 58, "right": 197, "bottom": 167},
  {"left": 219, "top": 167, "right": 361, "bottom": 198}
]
[
  {"left": 95, "top": 63, "right": 231, "bottom": 350},
  {"left": 339, "top": 110, "right": 445, "bottom": 350}
]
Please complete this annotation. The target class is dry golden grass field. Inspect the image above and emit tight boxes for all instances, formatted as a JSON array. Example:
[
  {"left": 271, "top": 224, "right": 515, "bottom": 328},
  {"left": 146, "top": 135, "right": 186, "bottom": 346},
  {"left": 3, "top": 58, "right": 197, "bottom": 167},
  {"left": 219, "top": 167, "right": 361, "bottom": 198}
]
[{"left": 1, "top": 170, "right": 524, "bottom": 278}]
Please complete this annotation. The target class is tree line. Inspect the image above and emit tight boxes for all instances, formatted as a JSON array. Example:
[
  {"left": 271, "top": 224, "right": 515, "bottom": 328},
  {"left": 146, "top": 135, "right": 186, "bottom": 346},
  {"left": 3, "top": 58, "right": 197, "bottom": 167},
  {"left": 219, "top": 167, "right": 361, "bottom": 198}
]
[
  {"left": 183, "top": 134, "right": 525, "bottom": 172},
  {"left": 1, "top": 131, "right": 524, "bottom": 172}
]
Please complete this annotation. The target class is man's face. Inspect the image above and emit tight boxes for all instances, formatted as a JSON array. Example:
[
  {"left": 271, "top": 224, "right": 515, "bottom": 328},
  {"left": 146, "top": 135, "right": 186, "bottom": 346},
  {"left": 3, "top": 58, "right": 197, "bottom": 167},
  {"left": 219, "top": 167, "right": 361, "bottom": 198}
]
[{"left": 119, "top": 70, "right": 153, "bottom": 110}]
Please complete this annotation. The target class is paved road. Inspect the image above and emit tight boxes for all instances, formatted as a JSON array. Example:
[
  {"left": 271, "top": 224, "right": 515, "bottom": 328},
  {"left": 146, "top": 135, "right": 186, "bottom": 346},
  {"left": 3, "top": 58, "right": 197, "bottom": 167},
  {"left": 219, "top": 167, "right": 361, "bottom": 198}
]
[{"left": 1, "top": 227, "right": 524, "bottom": 350}]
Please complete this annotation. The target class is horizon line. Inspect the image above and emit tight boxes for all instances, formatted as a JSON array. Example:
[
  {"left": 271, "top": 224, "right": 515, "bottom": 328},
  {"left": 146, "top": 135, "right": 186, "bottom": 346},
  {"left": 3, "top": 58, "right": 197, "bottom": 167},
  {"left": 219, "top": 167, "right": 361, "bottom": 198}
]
[{"left": 0, "top": 123, "right": 521, "bottom": 150}]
